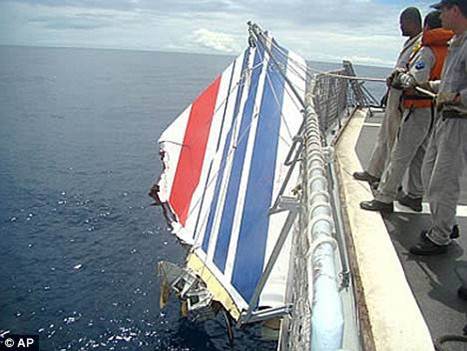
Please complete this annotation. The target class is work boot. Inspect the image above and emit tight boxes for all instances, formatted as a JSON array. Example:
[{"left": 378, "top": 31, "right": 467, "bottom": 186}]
[
  {"left": 409, "top": 239, "right": 449, "bottom": 256},
  {"left": 360, "top": 200, "right": 393, "bottom": 212},
  {"left": 398, "top": 194, "right": 422, "bottom": 212},
  {"left": 353, "top": 171, "right": 380, "bottom": 184},
  {"left": 420, "top": 225, "right": 460, "bottom": 241}
]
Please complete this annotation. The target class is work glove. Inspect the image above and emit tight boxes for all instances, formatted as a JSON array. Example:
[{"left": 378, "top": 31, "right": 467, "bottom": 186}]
[
  {"left": 390, "top": 68, "right": 408, "bottom": 89},
  {"left": 436, "top": 92, "right": 460, "bottom": 109},
  {"left": 399, "top": 73, "right": 417, "bottom": 89},
  {"left": 387, "top": 67, "right": 406, "bottom": 87}
]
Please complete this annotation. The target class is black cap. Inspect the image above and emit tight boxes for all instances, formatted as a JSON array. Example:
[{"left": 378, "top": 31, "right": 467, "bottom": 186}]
[{"left": 431, "top": 0, "right": 467, "bottom": 12}]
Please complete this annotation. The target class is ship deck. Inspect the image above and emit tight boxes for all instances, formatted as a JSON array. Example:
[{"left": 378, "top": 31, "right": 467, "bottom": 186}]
[{"left": 339, "top": 108, "right": 466, "bottom": 350}]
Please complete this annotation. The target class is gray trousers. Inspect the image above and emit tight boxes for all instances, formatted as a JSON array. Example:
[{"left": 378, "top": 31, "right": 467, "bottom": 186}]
[
  {"left": 375, "top": 107, "right": 432, "bottom": 203},
  {"left": 423, "top": 117, "right": 467, "bottom": 246},
  {"left": 406, "top": 143, "right": 427, "bottom": 197},
  {"left": 367, "top": 88, "right": 404, "bottom": 178}
]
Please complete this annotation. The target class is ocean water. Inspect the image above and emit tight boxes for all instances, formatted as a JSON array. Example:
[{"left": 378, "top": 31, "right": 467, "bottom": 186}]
[{"left": 0, "top": 45, "right": 390, "bottom": 350}]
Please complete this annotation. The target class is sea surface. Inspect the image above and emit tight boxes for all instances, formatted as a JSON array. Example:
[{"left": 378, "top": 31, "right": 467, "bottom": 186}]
[{"left": 0, "top": 45, "right": 390, "bottom": 350}]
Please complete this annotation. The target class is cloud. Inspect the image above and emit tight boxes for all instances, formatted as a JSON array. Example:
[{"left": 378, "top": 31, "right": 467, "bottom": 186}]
[
  {"left": 28, "top": 13, "right": 113, "bottom": 30},
  {"left": 191, "top": 29, "right": 241, "bottom": 53},
  {"left": 7, "top": 0, "right": 236, "bottom": 14},
  {"left": 0, "top": 0, "right": 434, "bottom": 66}
]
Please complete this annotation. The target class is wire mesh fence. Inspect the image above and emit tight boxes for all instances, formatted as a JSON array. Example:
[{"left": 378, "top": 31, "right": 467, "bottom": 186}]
[
  {"left": 312, "top": 68, "right": 350, "bottom": 134},
  {"left": 311, "top": 62, "right": 378, "bottom": 142}
]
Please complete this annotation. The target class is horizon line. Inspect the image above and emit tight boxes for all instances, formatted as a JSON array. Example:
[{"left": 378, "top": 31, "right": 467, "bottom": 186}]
[{"left": 0, "top": 43, "right": 393, "bottom": 69}]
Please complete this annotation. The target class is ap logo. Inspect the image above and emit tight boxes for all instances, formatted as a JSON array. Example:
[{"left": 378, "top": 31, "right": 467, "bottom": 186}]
[{"left": 0, "top": 334, "right": 39, "bottom": 351}]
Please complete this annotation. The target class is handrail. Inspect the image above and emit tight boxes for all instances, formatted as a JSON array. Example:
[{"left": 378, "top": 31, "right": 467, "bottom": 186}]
[{"left": 303, "top": 91, "right": 344, "bottom": 350}]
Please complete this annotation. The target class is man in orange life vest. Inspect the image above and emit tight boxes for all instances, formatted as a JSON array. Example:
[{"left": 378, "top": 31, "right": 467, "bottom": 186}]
[
  {"left": 360, "top": 11, "right": 453, "bottom": 212},
  {"left": 353, "top": 8, "right": 422, "bottom": 186},
  {"left": 409, "top": 0, "right": 467, "bottom": 255}
]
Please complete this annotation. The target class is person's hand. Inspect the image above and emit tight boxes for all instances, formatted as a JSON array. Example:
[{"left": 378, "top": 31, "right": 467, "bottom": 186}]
[
  {"left": 399, "top": 73, "right": 417, "bottom": 89},
  {"left": 436, "top": 92, "right": 460, "bottom": 109},
  {"left": 386, "top": 67, "right": 406, "bottom": 87}
]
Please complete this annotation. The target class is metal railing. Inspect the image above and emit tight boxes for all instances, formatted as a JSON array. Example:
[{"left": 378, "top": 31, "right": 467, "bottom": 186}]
[
  {"left": 312, "top": 62, "right": 378, "bottom": 143},
  {"left": 279, "top": 62, "right": 373, "bottom": 351},
  {"left": 313, "top": 68, "right": 350, "bottom": 134}
]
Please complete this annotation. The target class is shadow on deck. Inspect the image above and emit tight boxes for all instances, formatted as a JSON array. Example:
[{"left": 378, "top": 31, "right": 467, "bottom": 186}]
[{"left": 353, "top": 109, "right": 467, "bottom": 350}]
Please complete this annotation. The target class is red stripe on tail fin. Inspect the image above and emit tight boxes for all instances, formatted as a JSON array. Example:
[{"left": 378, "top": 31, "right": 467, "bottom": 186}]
[{"left": 169, "top": 76, "right": 222, "bottom": 226}]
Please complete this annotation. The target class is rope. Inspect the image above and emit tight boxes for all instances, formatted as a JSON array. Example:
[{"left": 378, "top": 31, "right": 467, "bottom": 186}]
[
  {"left": 318, "top": 72, "right": 386, "bottom": 82},
  {"left": 265, "top": 35, "right": 387, "bottom": 84},
  {"left": 415, "top": 86, "right": 436, "bottom": 98}
]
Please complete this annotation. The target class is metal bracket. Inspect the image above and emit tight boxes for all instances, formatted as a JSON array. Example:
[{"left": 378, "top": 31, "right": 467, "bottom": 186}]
[
  {"left": 185, "top": 288, "right": 213, "bottom": 311},
  {"left": 159, "top": 261, "right": 213, "bottom": 313},
  {"left": 239, "top": 305, "right": 292, "bottom": 325},
  {"left": 172, "top": 269, "right": 197, "bottom": 297},
  {"left": 269, "top": 196, "right": 299, "bottom": 215},
  {"left": 284, "top": 135, "right": 303, "bottom": 166}
]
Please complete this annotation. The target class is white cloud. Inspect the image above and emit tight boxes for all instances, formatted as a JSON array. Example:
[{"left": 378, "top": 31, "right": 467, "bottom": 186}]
[
  {"left": 191, "top": 28, "right": 241, "bottom": 53},
  {"left": 0, "top": 0, "right": 436, "bottom": 67}
]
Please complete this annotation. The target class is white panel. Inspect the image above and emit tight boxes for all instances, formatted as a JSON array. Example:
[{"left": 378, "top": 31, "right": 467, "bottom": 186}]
[
  {"left": 184, "top": 60, "right": 237, "bottom": 241},
  {"left": 259, "top": 48, "right": 307, "bottom": 308},
  {"left": 157, "top": 106, "right": 192, "bottom": 203},
  {"left": 191, "top": 53, "right": 246, "bottom": 248},
  {"left": 206, "top": 48, "right": 256, "bottom": 262},
  {"left": 224, "top": 44, "right": 270, "bottom": 281}
]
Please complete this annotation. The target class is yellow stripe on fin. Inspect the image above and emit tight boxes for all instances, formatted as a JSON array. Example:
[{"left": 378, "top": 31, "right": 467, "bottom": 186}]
[{"left": 186, "top": 253, "right": 241, "bottom": 321}]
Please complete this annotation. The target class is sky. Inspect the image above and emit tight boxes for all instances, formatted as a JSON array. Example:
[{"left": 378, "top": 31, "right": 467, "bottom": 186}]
[{"left": 0, "top": 0, "right": 435, "bottom": 67}]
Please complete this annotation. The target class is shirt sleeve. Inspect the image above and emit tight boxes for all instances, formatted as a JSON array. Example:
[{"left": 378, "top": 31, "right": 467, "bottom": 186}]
[
  {"left": 408, "top": 47, "right": 435, "bottom": 84},
  {"left": 460, "top": 56, "right": 467, "bottom": 108},
  {"left": 460, "top": 89, "right": 467, "bottom": 107}
]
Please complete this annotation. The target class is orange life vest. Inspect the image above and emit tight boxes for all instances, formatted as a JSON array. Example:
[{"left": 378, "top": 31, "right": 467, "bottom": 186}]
[{"left": 403, "top": 28, "right": 454, "bottom": 109}]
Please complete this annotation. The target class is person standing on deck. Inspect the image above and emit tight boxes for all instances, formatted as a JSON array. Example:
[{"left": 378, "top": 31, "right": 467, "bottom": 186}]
[
  {"left": 409, "top": 0, "right": 467, "bottom": 255},
  {"left": 360, "top": 11, "right": 453, "bottom": 212},
  {"left": 353, "top": 8, "right": 422, "bottom": 186}
]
